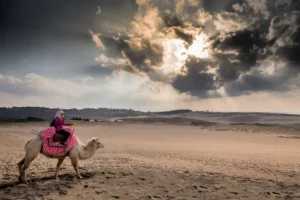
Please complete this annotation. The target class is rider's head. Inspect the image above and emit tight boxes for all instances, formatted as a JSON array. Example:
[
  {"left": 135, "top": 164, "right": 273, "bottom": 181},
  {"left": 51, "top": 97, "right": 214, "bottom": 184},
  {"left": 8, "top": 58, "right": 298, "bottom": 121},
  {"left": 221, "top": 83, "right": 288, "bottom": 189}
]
[{"left": 55, "top": 110, "right": 65, "bottom": 119}]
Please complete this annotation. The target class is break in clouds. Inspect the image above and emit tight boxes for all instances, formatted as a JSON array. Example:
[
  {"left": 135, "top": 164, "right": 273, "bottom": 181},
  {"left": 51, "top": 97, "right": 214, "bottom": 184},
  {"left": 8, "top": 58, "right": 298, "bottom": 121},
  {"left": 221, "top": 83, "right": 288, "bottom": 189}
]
[{"left": 91, "top": 0, "right": 300, "bottom": 98}]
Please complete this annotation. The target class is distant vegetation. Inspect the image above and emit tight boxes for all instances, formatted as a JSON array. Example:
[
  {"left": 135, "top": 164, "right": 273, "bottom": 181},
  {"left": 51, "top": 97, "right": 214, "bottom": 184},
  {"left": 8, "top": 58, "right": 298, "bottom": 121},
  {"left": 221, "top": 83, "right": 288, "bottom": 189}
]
[
  {"left": 0, "top": 107, "right": 147, "bottom": 120},
  {"left": 70, "top": 117, "right": 90, "bottom": 121},
  {"left": 0, "top": 116, "right": 45, "bottom": 123},
  {"left": 156, "top": 109, "right": 192, "bottom": 115},
  {"left": 0, "top": 107, "right": 196, "bottom": 120}
]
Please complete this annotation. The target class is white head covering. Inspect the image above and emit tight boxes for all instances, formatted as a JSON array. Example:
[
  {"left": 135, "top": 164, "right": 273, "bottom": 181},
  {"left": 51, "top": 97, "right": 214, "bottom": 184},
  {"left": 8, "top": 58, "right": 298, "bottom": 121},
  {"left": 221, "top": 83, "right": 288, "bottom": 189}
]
[{"left": 55, "top": 110, "right": 65, "bottom": 118}]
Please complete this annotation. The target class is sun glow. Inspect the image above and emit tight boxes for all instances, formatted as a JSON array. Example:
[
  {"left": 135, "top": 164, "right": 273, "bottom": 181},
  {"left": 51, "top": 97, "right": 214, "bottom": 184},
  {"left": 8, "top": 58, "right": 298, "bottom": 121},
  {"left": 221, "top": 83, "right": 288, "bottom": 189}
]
[
  {"left": 187, "top": 33, "right": 210, "bottom": 58},
  {"left": 162, "top": 33, "right": 211, "bottom": 74}
]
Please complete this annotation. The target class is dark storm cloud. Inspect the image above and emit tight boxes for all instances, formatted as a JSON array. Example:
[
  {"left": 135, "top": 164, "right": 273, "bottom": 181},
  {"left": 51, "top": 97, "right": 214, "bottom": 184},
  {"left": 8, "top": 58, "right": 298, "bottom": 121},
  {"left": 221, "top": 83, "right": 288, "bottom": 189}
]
[
  {"left": 224, "top": 70, "right": 291, "bottom": 97},
  {"left": 3, "top": 0, "right": 300, "bottom": 99},
  {"left": 213, "top": 30, "right": 268, "bottom": 54},
  {"left": 122, "top": 39, "right": 165, "bottom": 72},
  {"left": 276, "top": 44, "right": 300, "bottom": 67},
  {"left": 173, "top": 28, "right": 195, "bottom": 45},
  {"left": 173, "top": 72, "right": 216, "bottom": 97},
  {"left": 269, "top": 10, "right": 300, "bottom": 67},
  {"left": 225, "top": 4, "right": 300, "bottom": 96},
  {"left": 163, "top": 14, "right": 183, "bottom": 27},
  {"left": 225, "top": 74, "right": 277, "bottom": 96},
  {"left": 0, "top": 0, "right": 137, "bottom": 78},
  {"left": 217, "top": 61, "right": 240, "bottom": 82},
  {"left": 172, "top": 56, "right": 217, "bottom": 97},
  {"left": 97, "top": 33, "right": 165, "bottom": 74},
  {"left": 174, "top": 29, "right": 270, "bottom": 95},
  {"left": 172, "top": 1, "right": 300, "bottom": 97},
  {"left": 91, "top": 0, "right": 300, "bottom": 98},
  {"left": 212, "top": 29, "right": 270, "bottom": 72}
]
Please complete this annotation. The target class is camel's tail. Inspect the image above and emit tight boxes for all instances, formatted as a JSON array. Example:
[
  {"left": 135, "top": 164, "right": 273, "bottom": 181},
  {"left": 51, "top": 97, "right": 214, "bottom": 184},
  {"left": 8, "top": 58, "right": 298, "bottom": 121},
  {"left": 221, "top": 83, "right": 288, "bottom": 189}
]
[
  {"left": 26, "top": 130, "right": 42, "bottom": 150},
  {"left": 24, "top": 139, "right": 31, "bottom": 149},
  {"left": 31, "top": 130, "right": 39, "bottom": 135}
]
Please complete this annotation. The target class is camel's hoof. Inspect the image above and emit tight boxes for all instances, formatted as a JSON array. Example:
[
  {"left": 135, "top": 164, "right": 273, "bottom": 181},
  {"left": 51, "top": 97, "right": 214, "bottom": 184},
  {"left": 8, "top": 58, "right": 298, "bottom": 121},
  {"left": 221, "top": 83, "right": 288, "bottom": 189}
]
[
  {"left": 55, "top": 176, "right": 60, "bottom": 180},
  {"left": 77, "top": 175, "right": 83, "bottom": 179},
  {"left": 18, "top": 178, "right": 28, "bottom": 184}
]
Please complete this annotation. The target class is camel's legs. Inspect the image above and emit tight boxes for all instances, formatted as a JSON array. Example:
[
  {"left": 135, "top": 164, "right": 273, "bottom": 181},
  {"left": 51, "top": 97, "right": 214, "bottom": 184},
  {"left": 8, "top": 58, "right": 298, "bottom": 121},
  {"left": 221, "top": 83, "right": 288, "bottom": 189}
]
[
  {"left": 54, "top": 157, "right": 65, "bottom": 179},
  {"left": 17, "top": 158, "right": 25, "bottom": 172},
  {"left": 70, "top": 156, "right": 82, "bottom": 179},
  {"left": 18, "top": 149, "right": 39, "bottom": 183}
]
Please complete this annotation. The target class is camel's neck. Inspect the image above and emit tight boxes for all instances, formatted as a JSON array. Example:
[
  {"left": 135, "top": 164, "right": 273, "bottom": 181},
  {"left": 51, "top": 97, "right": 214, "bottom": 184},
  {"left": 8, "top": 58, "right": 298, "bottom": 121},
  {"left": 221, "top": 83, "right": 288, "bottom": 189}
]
[{"left": 78, "top": 144, "right": 97, "bottom": 160}]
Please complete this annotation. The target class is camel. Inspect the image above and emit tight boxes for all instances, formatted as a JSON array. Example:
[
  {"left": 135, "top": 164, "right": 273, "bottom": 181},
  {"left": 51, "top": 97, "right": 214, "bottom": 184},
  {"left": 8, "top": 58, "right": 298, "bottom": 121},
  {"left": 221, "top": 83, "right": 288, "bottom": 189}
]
[{"left": 17, "top": 130, "right": 104, "bottom": 183}]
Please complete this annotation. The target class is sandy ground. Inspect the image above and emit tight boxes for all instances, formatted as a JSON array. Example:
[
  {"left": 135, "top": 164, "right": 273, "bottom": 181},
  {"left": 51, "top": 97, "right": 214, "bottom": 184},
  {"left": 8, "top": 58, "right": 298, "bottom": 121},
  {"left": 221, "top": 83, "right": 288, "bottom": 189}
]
[{"left": 1, "top": 122, "right": 300, "bottom": 199}]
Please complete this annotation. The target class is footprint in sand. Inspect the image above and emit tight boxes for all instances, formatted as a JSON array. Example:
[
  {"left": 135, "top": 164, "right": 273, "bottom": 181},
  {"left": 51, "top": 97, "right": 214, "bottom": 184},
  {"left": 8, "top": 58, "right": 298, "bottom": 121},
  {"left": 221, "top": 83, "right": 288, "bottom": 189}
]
[
  {"left": 213, "top": 185, "right": 226, "bottom": 190},
  {"left": 199, "top": 186, "right": 208, "bottom": 189},
  {"left": 120, "top": 172, "right": 134, "bottom": 176},
  {"left": 153, "top": 196, "right": 162, "bottom": 199},
  {"left": 59, "top": 189, "right": 68, "bottom": 195},
  {"left": 165, "top": 195, "right": 175, "bottom": 199},
  {"left": 229, "top": 191, "right": 239, "bottom": 195},
  {"left": 194, "top": 185, "right": 209, "bottom": 193},
  {"left": 97, "top": 190, "right": 108, "bottom": 194},
  {"left": 77, "top": 194, "right": 83, "bottom": 198},
  {"left": 95, "top": 191, "right": 101, "bottom": 194},
  {"left": 266, "top": 191, "right": 281, "bottom": 196}
]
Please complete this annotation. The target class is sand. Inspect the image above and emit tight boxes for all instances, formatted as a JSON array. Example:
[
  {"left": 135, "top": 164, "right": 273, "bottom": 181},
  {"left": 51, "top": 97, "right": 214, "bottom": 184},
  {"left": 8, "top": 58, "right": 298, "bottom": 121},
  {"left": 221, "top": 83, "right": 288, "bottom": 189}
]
[{"left": 1, "top": 121, "right": 300, "bottom": 199}]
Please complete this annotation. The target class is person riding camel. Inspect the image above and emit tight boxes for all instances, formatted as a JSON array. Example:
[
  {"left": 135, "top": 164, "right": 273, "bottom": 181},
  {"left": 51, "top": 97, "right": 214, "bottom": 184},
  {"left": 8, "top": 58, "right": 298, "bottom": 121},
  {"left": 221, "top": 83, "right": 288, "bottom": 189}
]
[{"left": 50, "top": 110, "right": 74, "bottom": 146}]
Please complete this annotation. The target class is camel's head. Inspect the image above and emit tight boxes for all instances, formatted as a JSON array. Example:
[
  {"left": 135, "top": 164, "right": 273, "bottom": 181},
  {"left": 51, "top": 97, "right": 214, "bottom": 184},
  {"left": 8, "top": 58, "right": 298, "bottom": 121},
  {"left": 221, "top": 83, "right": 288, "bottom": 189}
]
[{"left": 88, "top": 137, "right": 104, "bottom": 149}]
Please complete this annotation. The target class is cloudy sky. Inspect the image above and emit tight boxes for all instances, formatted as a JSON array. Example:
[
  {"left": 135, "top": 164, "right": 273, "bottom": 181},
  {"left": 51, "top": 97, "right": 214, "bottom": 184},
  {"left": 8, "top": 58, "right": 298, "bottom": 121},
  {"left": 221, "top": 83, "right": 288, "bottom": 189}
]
[{"left": 1, "top": 0, "right": 300, "bottom": 113}]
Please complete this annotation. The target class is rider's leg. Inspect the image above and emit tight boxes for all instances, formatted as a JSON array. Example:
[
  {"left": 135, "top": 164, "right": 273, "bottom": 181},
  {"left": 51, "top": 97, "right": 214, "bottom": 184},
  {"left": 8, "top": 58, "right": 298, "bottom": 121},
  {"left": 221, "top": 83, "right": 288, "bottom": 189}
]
[
  {"left": 56, "top": 130, "right": 70, "bottom": 145},
  {"left": 62, "top": 130, "right": 70, "bottom": 142}
]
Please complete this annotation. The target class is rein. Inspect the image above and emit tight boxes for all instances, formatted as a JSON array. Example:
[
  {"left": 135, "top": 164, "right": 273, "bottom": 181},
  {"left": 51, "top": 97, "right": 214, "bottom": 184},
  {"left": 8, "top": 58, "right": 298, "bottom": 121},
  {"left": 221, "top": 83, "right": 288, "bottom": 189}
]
[{"left": 70, "top": 124, "right": 76, "bottom": 138}]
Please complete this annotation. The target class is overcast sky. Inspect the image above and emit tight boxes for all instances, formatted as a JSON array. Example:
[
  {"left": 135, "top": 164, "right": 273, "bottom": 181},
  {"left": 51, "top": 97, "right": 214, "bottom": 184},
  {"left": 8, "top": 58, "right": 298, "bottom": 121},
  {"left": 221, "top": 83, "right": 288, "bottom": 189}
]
[{"left": 1, "top": 0, "right": 300, "bottom": 113}]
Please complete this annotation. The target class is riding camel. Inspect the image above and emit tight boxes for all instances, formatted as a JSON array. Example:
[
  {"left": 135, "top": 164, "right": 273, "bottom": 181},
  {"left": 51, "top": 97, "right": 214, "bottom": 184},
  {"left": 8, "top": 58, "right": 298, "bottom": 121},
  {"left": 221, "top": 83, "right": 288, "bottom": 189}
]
[{"left": 17, "top": 128, "right": 104, "bottom": 183}]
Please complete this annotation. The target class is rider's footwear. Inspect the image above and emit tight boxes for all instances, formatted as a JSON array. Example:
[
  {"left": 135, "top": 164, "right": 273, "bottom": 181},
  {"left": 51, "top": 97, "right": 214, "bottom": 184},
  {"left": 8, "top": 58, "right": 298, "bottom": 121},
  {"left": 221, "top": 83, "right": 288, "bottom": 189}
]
[{"left": 58, "top": 143, "right": 65, "bottom": 147}]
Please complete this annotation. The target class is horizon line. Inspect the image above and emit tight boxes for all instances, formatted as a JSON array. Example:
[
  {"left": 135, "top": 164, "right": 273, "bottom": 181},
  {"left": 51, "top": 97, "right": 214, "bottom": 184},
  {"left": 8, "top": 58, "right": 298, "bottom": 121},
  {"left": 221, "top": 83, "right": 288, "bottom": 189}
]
[{"left": 1, "top": 106, "right": 299, "bottom": 116}]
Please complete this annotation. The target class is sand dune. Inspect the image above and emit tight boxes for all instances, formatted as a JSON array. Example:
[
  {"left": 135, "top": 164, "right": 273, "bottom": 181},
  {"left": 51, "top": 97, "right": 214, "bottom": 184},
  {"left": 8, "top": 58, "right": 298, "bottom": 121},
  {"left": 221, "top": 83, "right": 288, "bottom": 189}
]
[
  {"left": 1, "top": 121, "right": 300, "bottom": 199},
  {"left": 151, "top": 112, "right": 300, "bottom": 125}
]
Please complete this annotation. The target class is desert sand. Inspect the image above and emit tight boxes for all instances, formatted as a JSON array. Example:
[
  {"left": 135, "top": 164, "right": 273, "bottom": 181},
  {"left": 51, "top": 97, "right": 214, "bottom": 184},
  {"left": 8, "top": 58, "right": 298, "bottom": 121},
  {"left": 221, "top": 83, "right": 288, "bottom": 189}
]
[{"left": 1, "top": 118, "right": 300, "bottom": 199}]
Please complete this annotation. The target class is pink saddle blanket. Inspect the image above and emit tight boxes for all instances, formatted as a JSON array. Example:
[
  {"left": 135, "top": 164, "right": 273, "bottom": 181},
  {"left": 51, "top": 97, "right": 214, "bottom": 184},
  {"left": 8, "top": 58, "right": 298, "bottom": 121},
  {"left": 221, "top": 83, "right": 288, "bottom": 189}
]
[{"left": 41, "top": 127, "right": 76, "bottom": 156}]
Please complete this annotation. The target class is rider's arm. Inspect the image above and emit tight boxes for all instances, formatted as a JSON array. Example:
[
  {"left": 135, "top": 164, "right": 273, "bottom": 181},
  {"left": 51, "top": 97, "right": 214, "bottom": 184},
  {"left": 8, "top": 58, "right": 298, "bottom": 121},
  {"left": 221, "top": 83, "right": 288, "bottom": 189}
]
[
  {"left": 55, "top": 118, "right": 72, "bottom": 126},
  {"left": 61, "top": 118, "right": 72, "bottom": 126}
]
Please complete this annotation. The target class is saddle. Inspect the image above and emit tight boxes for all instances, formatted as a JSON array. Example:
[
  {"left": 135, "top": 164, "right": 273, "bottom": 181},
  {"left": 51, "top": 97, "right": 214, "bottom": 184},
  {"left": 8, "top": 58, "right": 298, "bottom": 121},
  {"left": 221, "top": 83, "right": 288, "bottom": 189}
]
[{"left": 41, "top": 127, "right": 76, "bottom": 156}]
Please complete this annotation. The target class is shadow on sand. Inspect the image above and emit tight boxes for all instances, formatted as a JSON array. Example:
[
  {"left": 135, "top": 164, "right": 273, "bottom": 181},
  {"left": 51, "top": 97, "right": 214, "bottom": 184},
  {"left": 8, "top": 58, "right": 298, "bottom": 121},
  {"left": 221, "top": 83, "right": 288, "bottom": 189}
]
[{"left": 0, "top": 171, "right": 95, "bottom": 189}]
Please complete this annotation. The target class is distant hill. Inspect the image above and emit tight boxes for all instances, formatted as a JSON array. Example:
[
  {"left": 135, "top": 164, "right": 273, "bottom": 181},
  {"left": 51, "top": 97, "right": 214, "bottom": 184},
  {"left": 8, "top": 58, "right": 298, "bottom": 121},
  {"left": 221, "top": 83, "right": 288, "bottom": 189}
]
[
  {"left": 1, "top": 107, "right": 297, "bottom": 124},
  {"left": 155, "top": 109, "right": 192, "bottom": 115},
  {"left": 0, "top": 107, "right": 149, "bottom": 120},
  {"left": 0, "top": 107, "right": 194, "bottom": 121}
]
